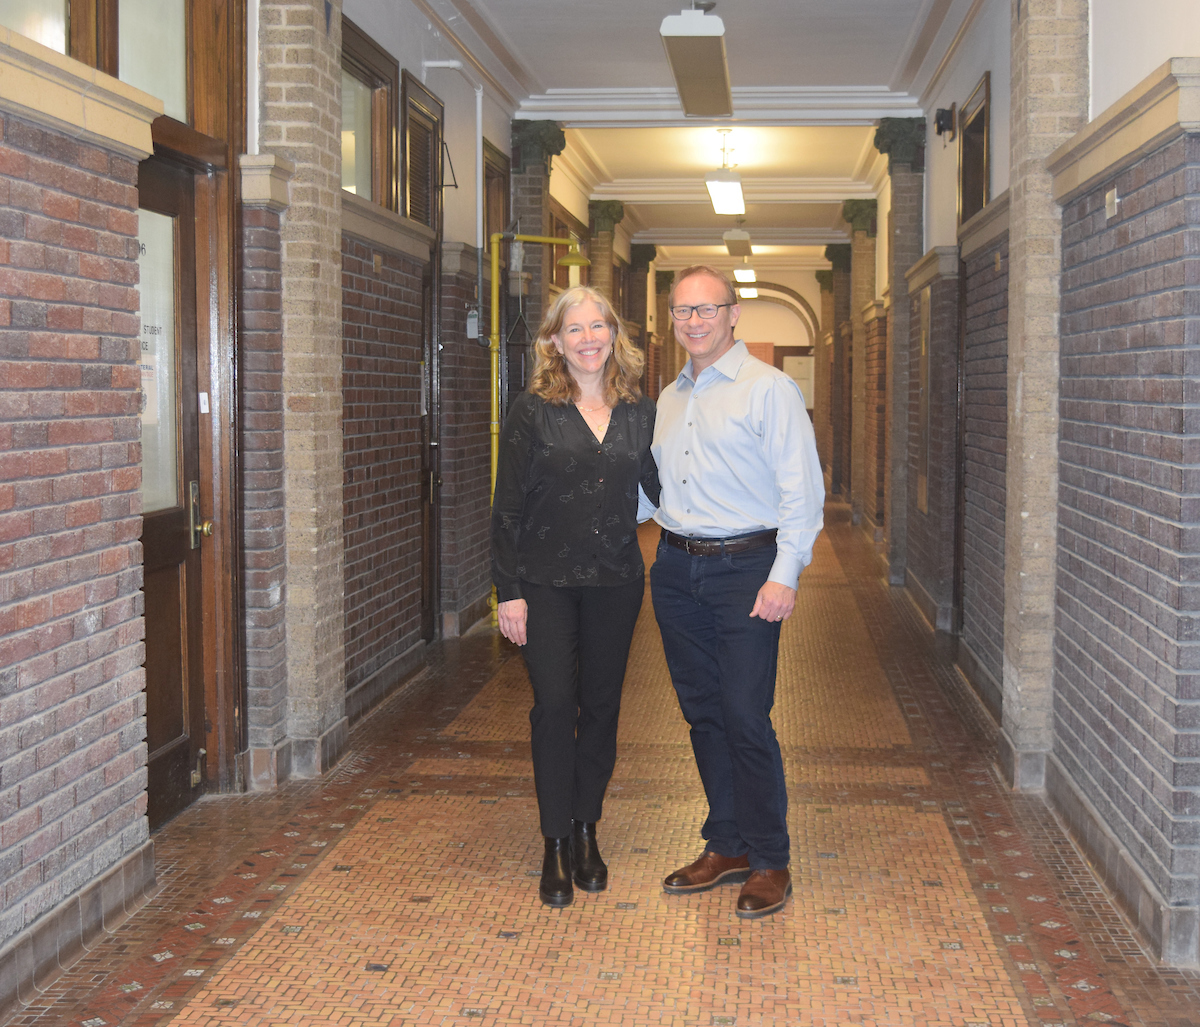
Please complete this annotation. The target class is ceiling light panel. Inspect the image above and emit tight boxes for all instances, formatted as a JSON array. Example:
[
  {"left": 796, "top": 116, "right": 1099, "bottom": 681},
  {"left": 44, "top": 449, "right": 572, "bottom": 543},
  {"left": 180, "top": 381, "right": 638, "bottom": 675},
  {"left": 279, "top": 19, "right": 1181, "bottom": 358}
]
[
  {"left": 705, "top": 169, "right": 745, "bottom": 215},
  {"left": 722, "top": 229, "right": 753, "bottom": 257},
  {"left": 660, "top": 9, "right": 733, "bottom": 118}
]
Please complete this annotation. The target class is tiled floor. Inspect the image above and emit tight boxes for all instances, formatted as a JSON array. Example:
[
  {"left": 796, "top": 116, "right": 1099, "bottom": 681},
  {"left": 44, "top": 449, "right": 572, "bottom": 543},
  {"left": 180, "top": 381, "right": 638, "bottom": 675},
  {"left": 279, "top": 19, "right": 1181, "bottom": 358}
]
[{"left": 7, "top": 506, "right": 1200, "bottom": 1026}]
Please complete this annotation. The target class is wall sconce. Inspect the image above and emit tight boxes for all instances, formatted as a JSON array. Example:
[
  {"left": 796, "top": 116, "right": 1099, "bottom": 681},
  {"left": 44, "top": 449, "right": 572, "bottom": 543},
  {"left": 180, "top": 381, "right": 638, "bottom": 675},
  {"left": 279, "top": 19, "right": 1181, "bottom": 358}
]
[{"left": 934, "top": 104, "right": 956, "bottom": 141}]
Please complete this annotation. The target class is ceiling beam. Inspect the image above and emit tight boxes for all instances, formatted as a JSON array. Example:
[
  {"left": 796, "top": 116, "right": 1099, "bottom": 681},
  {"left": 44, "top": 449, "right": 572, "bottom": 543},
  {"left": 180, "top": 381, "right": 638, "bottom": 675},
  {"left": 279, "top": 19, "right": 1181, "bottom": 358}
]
[
  {"left": 591, "top": 178, "right": 879, "bottom": 204},
  {"left": 515, "top": 87, "right": 924, "bottom": 127}
]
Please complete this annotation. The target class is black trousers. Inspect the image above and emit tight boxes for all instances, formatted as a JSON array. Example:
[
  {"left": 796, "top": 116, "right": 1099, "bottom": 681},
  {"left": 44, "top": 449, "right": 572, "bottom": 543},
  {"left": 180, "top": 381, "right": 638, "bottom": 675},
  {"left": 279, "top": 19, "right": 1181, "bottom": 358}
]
[{"left": 520, "top": 577, "right": 644, "bottom": 838}]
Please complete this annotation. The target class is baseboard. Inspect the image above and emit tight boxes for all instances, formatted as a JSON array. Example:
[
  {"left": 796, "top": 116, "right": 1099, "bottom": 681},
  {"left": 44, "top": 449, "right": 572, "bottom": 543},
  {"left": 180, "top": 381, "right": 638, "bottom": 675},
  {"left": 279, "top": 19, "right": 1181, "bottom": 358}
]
[
  {"left": 442, "top": 590, "right": 493, "bottom": 639},
  {"left": 245, "top": 738, "right": 294, "bottom": 792},
  {"left": 345, "top": 639, "right": 427, "bottom": 725},
  {"left": 290, "top": 717, "right": 349, "bottom": 778},
  {"left": 904, "top": 566, "right": 953, "bottom": 632},
  {"left": 954, "top": 641, "right": 1003, "bottom": 721},
  {"left": 0, "top": 840, "right": 155, "bottom": 1019},
  {"left": 1045, "top": 756, "right": 1199, "bottom": 968}
]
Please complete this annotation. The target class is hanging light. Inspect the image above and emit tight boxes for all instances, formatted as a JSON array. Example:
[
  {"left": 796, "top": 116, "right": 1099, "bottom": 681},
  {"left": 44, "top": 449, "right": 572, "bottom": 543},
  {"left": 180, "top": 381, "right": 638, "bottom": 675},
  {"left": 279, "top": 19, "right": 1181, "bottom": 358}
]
[
  {"left": 705, "top": 128, "right": 744, "bottom": 215},
  {"left": 738, "top": 287, "right": 758, "bottom": 299},
  {"left": 722, "top": 228, "right": 752, "bottom": 257},
  {"left": 733, "top": 257, "right": 756, "bottom": 283},
  {"left": 659, "top": 4, "right": 733, "bottom": 118}
]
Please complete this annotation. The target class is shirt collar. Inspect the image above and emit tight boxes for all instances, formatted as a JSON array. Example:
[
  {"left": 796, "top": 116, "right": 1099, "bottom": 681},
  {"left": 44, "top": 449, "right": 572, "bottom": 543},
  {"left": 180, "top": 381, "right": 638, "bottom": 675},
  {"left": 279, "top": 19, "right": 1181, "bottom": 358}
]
[{"left": 680, "top": 339, "right": 748, "bottom": 385}]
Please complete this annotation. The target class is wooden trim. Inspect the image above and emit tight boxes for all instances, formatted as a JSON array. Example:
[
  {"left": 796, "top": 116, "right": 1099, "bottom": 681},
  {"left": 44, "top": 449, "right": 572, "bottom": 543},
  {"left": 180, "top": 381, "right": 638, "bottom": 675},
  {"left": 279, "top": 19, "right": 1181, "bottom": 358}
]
[
  {"left": 401, "top": 69, "right": 444, "bottom": 226},
  {"left": 342, "top": 16, "right": 400, "bottom": 211},
  {"left": 957, "top": 71, "right": 990, "bottom": 226},
  {"left": 152, "top": 116, "right": 227, "bottom": 170}
]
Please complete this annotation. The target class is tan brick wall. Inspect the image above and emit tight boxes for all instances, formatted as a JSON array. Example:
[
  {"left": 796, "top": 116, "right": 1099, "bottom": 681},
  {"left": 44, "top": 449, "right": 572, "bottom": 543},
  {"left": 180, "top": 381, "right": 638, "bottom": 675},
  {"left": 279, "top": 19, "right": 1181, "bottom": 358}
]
[
  {"left": 259, "top": 0, "right": 347, "bottom": 776},
  {"left": 1001, "top": 0, "right": 1088, "bottom": 788}
]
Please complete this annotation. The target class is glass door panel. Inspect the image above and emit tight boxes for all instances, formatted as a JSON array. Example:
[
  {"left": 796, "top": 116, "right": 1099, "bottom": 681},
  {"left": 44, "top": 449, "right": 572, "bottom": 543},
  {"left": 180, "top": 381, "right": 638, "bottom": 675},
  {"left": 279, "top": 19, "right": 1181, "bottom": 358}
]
[
  {"left": 119, "top": 0, "right": 187, "bottom": 122},
  {"left": 137, "top": 209, "right": 179, "bottom": 514}
]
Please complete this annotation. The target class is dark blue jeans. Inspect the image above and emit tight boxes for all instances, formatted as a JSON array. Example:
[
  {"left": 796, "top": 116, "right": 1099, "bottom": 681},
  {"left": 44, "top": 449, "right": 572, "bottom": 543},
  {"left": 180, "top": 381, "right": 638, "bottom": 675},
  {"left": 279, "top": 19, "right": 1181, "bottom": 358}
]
[{"left": 650, "top": 538, "right": 788, "bottom": 869}]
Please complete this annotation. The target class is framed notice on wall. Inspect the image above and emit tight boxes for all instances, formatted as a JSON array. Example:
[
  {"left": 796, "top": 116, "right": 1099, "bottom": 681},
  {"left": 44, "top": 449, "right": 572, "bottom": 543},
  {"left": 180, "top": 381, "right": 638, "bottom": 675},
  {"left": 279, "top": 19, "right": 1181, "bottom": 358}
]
[{"left": 782, "top": 355, "right": 815, "bottom": 409}]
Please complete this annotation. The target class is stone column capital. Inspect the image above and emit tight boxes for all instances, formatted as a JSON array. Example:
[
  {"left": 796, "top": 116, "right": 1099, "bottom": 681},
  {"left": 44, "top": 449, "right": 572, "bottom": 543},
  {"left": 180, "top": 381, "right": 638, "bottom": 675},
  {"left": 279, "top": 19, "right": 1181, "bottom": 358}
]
[
  {"left": 824, "top": 243, "right": 852, "bottom": 272},
  {"left": 512, "top": 120, "right": 565, "bottom": 172},
  {"left": 874, "top": 117, "right": 926, "bottom": 171},
  {"left": 589, "top": 200, "right": 625, "bottom": 233},
  {"left": 656, "top": 269, "right": 676, "bottom": 294},
  {"left": 815, "top": 270, "right": 833, "bottom": 292},
  {"left": 842, "top": 199, "right": 878, "bottom": 237},
  {"left": 630, "top": 243, "right": 656, "bottom": 271}
]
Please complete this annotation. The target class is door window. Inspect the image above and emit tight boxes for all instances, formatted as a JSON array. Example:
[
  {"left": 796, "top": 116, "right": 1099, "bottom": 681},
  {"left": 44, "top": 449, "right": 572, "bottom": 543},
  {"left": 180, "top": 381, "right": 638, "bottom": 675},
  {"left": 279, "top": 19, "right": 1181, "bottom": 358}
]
[
  {"left": 137, "top": 209, "right": 180, "bottom": 514},
  {"left": 118, "top": 0, "right": 188, "bottom": 122}
]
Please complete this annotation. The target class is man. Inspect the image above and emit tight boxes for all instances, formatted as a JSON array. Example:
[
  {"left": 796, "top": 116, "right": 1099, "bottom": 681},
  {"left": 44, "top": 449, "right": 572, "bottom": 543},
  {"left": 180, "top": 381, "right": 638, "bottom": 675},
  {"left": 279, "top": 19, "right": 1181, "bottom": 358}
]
[{"left": 651, "top": 265, "right": 825, "bottom": 918}]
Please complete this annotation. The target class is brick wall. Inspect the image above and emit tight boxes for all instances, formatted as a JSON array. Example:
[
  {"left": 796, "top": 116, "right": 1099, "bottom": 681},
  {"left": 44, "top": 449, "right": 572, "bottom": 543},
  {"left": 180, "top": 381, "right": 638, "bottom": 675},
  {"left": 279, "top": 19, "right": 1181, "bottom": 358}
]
[
  {"left": 341, "top": 236, "right": 425, "bottom": 693},
  {"left": 958, "top": 237, "right": 1008, "bottom": 714},
  {"left": 241, "top": 204, "right": 288, "bottom": 785},
  {"left": 0, "top": 113, "right": 148, "bottom": 945},
  {"left": 906, "top": 271, "right": 959, "bottom": 631},
  {"left": 439, "top": 263, "right": 492, "bottom": 636},
  {"left": 863, "top": 307, "right": 887, "bottom": 537},
  {"left": 1056, "top": 132, "right": 1200, "bottom": 932}
]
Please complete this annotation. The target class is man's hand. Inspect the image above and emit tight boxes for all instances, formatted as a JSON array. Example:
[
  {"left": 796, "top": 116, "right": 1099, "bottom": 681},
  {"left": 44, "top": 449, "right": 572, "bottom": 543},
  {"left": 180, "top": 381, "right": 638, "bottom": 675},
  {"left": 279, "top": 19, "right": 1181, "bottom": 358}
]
[
  {"left": 749, "top": 581, "right": 796, "bottom": 623},
  {"left": 497, "top": 598, "right": 528, "bottom": 645}
]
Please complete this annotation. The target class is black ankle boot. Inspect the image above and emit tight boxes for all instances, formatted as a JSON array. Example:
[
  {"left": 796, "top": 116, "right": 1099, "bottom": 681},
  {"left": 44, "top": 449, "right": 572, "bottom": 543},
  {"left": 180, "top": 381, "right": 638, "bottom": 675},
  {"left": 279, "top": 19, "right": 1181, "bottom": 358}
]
[
  {"left": 539, "top": 837, "right": 573, "bottom": 907},
  {"left": 571, "top": 820, "right": 608, "bottom": 892}
]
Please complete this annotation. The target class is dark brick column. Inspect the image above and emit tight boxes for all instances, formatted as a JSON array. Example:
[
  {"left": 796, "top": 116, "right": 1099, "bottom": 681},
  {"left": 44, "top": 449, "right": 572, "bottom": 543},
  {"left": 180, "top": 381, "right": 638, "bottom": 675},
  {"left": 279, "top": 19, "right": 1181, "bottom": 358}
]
[
  {"left": 843, "top": 200, "right": 877, "bottom": 529},
  {"left": 904, "top": 248, "right": 960, "bottom": 632},
  {"left": 813, "top": 271, "right": 834, "bottom": 474},
  {"left": 588, "top": 201, "right": 624, "bottom": 300},
  {"left": 874, "top": 118, "right": 925, "bottom": 584},
  {"left": 511, "top": 121, "right": 565, "bottom": 335},
  {"left": 826, "top": 245, "right": 851, "bottom": 497},
  {"left": 863, "top": 301, "right": 887, "bottom": 542}
]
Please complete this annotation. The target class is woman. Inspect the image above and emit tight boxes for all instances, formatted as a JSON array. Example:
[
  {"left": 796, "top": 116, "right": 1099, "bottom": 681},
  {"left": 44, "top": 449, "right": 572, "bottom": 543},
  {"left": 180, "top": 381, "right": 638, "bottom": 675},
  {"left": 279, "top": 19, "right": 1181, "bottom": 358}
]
[{"left": 491, "top": 285, "right": 659, "bottom": 908}]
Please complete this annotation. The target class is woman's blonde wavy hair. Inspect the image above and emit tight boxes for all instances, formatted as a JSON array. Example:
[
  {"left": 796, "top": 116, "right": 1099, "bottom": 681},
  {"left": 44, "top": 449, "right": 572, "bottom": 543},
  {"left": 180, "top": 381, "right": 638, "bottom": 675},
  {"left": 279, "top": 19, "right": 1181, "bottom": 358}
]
[{"left": 529, "top": 286, "right": 644, "bottom": 406}]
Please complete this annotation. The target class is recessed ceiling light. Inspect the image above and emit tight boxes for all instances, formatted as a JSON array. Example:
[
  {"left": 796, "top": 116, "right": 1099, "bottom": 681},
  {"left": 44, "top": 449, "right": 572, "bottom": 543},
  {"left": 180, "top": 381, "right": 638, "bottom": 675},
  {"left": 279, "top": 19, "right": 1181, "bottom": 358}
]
[{"left": 738, "top": 287, "right": 758, "bottom": 299}]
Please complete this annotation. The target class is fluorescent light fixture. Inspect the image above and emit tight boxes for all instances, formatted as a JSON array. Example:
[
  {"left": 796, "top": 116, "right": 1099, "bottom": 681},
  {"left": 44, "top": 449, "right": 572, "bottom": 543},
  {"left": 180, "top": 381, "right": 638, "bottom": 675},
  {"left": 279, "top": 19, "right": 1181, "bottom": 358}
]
[
  {"left": 722, "top": 229, "right": 753, "bottom": 257},
  {"left": 705, "top": 169, "right": 744, "bottom": 215},
  {"left": 738, "top": 287, "right": 758, "bottom": 299},
  {"left": 660, "top": 8, "right": 733, "bottom": 118},
  {"left": 733, "top": 262, "right": 756, "bottom": 283}
]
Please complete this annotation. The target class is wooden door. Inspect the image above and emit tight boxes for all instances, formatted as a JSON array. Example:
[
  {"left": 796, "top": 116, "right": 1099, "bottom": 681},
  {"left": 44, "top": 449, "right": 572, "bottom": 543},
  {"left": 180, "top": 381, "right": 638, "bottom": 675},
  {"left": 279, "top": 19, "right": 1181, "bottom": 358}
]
[
  {"left": 420, "top": 264, "right": 438, "bottom": 641},
  {"left": 138, "top": 157, "right": 207, "bottom": 828}
]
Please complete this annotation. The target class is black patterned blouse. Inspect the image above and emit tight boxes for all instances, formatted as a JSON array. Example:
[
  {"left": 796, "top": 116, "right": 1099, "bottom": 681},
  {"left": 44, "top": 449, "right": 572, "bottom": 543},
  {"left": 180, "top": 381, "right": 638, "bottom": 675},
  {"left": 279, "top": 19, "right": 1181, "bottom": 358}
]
[{"left": 491, "top": 391, "right": 660, "bottom": 602}]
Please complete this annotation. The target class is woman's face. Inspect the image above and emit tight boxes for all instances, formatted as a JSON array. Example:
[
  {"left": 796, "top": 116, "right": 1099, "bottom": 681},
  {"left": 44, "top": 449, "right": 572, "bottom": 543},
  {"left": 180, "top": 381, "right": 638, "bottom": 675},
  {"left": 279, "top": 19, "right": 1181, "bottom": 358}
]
[{"left": 552, "top": 300, "right": 614, "bottom": 385}]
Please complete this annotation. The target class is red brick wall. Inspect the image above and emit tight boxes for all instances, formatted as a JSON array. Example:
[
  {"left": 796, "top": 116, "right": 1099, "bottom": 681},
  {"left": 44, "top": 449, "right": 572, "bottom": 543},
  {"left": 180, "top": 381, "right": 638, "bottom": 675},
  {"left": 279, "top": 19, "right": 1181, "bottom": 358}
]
[
  {"left": 864, "top": 311, "right": 887, "bottom": 533},
  {"left": 241, "top": 205, "right": 288, "bottom": 767},
  {"left": 1056, "top": 131, "right": 1200, "bottom": 918},
  {"left": 341, "top": 236, "right": 425, "bottom": 692},
  {"left": 438, "top": 266, "right": 492, "bottom": 635},
  {"left": 959, "top": 237, "right": 1008, "bottom": 712},
  {"left": 0, "top": 114, "right": 147, "bottom": 944}
]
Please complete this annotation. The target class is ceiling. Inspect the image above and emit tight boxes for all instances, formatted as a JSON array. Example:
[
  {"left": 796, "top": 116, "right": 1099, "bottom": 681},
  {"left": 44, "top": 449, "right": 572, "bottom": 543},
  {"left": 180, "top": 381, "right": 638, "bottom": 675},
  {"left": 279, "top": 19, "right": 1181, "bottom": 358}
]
[{"left": 425, "top": 0, "right": 969, "bottom": 274}]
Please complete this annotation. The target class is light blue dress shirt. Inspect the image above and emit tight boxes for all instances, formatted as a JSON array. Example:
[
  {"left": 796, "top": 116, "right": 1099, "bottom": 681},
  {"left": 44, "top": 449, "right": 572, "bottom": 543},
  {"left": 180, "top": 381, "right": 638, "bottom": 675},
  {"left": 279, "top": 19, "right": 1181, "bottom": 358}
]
[{"left": 652, "top": 340, "right": 826, "bottom": 588}]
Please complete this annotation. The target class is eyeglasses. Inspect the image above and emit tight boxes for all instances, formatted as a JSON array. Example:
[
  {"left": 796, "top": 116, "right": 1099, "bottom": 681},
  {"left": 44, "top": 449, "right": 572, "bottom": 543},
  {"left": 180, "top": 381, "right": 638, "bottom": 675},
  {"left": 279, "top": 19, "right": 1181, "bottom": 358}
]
[{"left": 669, "top": 303, "right": 734, "bottom": 321}]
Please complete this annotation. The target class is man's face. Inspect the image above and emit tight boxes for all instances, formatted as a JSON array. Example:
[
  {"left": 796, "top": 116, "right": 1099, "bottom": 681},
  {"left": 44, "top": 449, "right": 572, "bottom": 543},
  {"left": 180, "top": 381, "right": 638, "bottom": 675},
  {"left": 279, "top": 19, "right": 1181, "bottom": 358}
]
[{"left": 671, "top": 273, "right": 740, "bottom": 374}]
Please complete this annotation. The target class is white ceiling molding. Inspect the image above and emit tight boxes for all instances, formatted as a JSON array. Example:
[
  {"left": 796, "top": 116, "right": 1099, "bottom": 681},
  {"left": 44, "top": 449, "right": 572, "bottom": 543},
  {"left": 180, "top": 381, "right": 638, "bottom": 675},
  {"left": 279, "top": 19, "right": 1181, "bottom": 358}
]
[
  {"left": 654, "top": 251, "right": 834, "bottom": 271},
  {"left": 407, "top": 0, "right": 519, "bottom": 109},
  {"left": 514, "top": 87, "right": 924, "bottom": 126},
  {"left": 441, "top": 0, "right": 539, "bottom": 95},
  {"left": 554, "top": 135, "right": 604, "bottom": 197},
  {"left": 917, "top": 0, "right": 988, "bottom": 107},
  {"left": 895, "top": 0, "right": 957, "bottom": 93},
  {"left": 636, "top": 228, "right": 850, "bottom": 246},
  {"left": 591, "top": 178, "right": 880, "bottom": 204}
]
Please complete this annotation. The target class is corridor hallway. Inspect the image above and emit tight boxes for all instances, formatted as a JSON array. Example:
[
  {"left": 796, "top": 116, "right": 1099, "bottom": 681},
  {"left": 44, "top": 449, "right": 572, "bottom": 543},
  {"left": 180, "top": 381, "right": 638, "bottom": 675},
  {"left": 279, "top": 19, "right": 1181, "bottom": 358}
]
[{"left": 9, "top": 509, "right": 1199, "bottom": 1027}]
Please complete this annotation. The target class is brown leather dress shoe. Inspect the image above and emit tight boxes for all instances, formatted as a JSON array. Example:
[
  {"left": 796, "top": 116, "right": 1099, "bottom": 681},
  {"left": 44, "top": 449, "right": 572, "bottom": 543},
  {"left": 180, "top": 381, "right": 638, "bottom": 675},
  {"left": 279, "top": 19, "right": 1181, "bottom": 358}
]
[
  {"left": 735, "top": 868, "right": 792, "bottom": 918},
  {"left": 662, "top": 851, "right": 751, "bottom": 893}
]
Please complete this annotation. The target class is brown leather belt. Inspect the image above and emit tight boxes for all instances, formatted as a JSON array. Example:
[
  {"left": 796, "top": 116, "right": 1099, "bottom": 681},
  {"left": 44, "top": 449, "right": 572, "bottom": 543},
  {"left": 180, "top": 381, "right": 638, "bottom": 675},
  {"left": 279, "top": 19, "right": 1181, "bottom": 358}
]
[{"left": 661, "top": 528, "right": 777, "bottom": 557}]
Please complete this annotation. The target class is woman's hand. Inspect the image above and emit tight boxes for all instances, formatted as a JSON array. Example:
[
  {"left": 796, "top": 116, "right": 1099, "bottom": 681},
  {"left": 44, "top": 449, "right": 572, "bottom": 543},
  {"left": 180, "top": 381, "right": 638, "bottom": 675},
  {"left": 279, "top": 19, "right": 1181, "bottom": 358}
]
[{"left": 497, "top": 599, "right": 529, "bottom": 646}]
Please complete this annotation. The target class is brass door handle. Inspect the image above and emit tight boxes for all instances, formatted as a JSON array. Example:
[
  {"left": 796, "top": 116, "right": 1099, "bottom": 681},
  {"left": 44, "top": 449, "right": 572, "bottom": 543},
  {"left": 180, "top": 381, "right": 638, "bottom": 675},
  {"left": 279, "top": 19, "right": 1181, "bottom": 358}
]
[{"left": 200, "top": 521, "right": 214, "bottom": 537}]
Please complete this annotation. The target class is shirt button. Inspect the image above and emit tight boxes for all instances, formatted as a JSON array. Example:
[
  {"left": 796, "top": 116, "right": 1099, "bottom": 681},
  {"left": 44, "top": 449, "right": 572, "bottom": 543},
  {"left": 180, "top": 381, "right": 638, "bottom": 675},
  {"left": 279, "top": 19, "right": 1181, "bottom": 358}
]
[
  {"left": 684, "top": 450, "right": 689, "bottom": 455},
  {"left": 682, "top": 479, "right": 687, "bottom": 484}
]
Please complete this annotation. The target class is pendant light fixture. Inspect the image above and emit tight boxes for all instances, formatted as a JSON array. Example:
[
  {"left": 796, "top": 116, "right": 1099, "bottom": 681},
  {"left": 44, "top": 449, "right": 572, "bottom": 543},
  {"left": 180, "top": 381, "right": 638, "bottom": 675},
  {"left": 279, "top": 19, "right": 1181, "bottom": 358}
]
[
  {"left": 660, "top": 2, "right": 733, "bottom": 118},
  {"left": 705, "top": 128, "right": 744, "bottom": 216}
]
